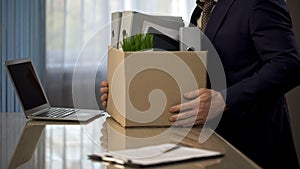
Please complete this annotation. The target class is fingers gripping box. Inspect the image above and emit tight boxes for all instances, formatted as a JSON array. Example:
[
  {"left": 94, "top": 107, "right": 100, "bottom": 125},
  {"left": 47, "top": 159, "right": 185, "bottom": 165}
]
[{"left": 106, "top": 47, "right": 207, "bottom": 127}]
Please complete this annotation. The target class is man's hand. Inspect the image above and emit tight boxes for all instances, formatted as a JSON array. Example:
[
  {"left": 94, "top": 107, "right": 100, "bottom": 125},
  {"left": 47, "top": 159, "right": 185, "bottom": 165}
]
[
  {"left": 100, "top": 80, "right": 109, "bottom": 107},
  {"left": 169, "top": 88, "right": 226, "bottom": 127}
]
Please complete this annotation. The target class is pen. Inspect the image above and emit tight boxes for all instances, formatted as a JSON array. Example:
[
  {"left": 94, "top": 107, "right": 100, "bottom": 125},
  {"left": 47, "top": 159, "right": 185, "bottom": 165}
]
[
  {"left": 88, "top": 154, "right": 126, "bottom": 165},
  {"left": 102, "top": 155, "right": 126, "bottom": 165},
  {"left": 161, "top": 145, "right": 180, "bottom": 153}
]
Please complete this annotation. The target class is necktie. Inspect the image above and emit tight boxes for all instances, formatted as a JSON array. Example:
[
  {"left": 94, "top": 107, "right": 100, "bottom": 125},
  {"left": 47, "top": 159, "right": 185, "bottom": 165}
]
[{"left": 200, "top": 0, "right": 215, "bottom": 31}]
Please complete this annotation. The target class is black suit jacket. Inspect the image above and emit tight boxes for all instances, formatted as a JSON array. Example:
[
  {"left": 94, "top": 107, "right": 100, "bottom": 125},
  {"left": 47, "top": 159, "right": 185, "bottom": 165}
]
[{"left": 191, "top": 0, "right": 300, "bottom": 168}]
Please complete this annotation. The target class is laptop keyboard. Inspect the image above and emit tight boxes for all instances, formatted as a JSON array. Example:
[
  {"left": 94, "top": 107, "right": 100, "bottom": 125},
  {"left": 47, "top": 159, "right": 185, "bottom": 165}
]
[{"left": 37, "top": 108, "right": 79, "bottom": 118}]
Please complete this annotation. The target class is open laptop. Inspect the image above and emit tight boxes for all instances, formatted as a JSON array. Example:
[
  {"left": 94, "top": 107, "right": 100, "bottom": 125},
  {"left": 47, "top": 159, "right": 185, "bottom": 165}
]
[{"left": 5, "top": 58, "right": 103, "bottom": 122}]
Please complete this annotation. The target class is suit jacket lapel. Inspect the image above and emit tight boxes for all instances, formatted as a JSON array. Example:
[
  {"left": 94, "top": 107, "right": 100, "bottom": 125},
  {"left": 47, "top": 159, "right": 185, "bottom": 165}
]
[
  {"left": 205, "top": 0, "right": 237, "bottom": 41},
  {"left": 190, "top": 6, "right": 202, "bottom": 27}
]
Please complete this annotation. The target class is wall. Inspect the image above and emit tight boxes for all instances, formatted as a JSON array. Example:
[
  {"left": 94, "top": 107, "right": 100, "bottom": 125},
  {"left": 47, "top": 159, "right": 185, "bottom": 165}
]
[
  {"left": 286, "top": 0, "right": 300, "bottom": 166},
  {"left": 0, "top": 0, "right": 46, "bottom": 112}
]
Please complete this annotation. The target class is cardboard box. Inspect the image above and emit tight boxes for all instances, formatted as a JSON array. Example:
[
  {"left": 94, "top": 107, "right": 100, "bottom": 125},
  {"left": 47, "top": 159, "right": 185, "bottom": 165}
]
[{"left": 107, "top": 47, "right": 207, "bottom": 127}]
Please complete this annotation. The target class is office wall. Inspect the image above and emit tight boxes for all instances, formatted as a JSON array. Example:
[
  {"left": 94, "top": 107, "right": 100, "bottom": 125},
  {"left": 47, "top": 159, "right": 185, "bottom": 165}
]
[
  {"left": 0, "top": 0, "right": 46, "bottom": 112},
  {"left": 286, "top": 0, "right": 300, "bottom": 166}
]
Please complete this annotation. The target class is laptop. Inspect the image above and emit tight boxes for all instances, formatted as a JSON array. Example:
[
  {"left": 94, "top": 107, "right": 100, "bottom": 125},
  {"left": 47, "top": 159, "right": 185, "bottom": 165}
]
[{"left": 5, "top": 58, "right": 103, "bottom": 122}]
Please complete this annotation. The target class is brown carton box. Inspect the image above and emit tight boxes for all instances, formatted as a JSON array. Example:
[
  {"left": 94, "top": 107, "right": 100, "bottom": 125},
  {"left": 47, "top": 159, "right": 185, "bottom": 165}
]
[{"left": 106, "top": 47, "right": 207, "bottom": 127}]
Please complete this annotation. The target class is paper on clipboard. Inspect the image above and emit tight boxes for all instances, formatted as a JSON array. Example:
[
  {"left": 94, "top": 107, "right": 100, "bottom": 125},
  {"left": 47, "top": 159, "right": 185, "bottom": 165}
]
[{"left": 88, "top": 143, "right": 223, "bottom": 167}]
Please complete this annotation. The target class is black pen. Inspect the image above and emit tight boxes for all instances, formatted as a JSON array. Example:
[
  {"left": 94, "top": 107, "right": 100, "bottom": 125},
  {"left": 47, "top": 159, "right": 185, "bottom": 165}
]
[{"left": 88, "top": 154, "right": 126, "bottom": 165}]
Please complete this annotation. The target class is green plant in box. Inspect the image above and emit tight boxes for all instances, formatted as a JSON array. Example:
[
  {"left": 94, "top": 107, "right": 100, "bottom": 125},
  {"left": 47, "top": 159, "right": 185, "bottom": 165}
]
[{"left": 121, "top": 33, "right": 153, "bottom": 51}]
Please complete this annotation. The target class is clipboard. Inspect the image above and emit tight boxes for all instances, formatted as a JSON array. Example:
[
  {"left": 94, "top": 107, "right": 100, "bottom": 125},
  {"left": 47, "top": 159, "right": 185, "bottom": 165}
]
[{"left": 88, "top": 143, "right": 223, "bottom": 167}]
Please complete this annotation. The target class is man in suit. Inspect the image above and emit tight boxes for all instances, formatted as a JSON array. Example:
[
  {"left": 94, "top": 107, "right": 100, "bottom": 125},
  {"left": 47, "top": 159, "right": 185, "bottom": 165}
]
[
  {"left": 169, "top": 0, "right": 300, "bottom": 168},
  {"left": 101, "top": 0, "right": 300, "bottom": 168}
]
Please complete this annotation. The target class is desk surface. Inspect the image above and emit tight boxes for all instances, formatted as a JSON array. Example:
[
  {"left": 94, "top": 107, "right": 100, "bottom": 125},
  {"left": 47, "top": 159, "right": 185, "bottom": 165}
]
[{"left": 1, "top": 112, "right": 261, "bottom": 169}]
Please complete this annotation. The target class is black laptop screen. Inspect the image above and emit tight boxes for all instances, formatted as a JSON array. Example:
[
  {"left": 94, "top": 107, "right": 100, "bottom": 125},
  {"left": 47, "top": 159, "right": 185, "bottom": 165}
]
[{"left": 7, "top": 62, "right": 47, "bottom": 111}]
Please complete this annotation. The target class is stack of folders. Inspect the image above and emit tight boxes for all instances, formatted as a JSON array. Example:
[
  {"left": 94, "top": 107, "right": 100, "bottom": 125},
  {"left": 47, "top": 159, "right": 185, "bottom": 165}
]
[{"left": 111, "top": 11, "right": 185, "bottom": 51}]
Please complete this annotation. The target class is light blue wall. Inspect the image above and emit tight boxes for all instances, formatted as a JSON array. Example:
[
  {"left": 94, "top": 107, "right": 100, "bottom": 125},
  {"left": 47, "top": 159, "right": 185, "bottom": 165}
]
[{"left": 0, "top": 0, "right": 46, "bottom": 112}]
